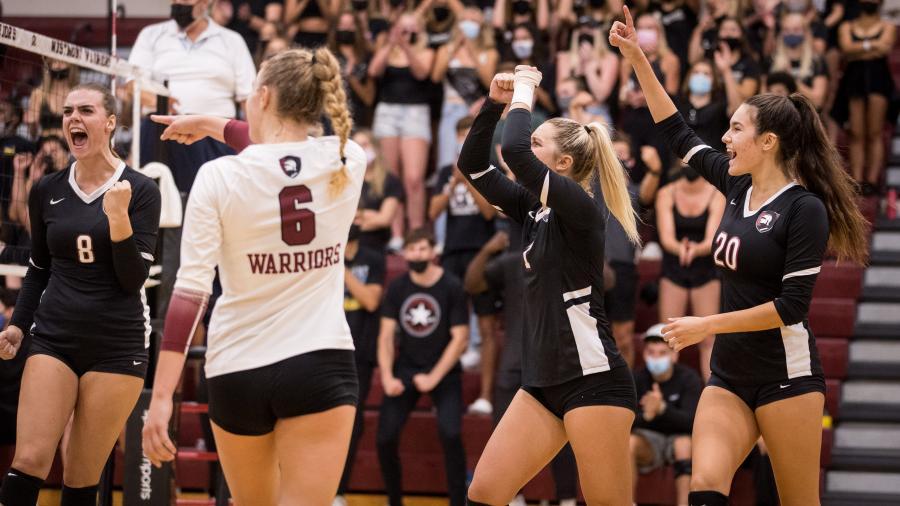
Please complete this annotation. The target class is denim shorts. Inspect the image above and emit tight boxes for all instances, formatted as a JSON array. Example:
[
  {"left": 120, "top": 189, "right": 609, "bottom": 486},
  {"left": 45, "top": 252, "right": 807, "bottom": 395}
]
[{"left": 372, "top": 103, "right": 432, "bottom": 142}]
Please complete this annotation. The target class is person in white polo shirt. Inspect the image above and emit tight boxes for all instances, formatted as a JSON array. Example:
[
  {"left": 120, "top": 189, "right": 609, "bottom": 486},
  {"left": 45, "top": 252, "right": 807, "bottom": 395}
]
[{"left": 128, "top": 0, "right": 256, "bottom": 314}]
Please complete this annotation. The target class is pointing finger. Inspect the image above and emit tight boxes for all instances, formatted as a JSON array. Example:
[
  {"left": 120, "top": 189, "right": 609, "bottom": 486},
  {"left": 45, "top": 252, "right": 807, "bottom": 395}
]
[{"left": 624, "top": 5, "right": 634, "bottom": 30}]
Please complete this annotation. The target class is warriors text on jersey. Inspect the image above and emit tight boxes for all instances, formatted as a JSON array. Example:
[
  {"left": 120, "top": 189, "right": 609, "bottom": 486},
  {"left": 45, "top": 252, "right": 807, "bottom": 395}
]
[
  {"left": 659, "top": 112, "right": 828, "bottom": 385},
  {"left": 175, "top": 137, "right": 367, "bottom": 378},
  {"left": 10, "top": 161, "right": 161, "bottom": 350},
  {"left": 458, "top": 101, "right": 626, "bottom": 387}
]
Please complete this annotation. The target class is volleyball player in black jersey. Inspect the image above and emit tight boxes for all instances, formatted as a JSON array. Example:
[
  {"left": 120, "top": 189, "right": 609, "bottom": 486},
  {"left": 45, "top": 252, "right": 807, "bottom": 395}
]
[
  {"left": 0, "top": 83, "right": 161, "bottom": 506},
  {"left": 459, "top": 66, "right": 640, "bottom": 505},
  {"left": 611, "top": 8, "right": 868, "bottom": 505}
]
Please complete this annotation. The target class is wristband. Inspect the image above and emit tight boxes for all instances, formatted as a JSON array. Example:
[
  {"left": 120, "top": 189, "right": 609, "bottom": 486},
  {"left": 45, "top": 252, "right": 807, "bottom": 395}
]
[{"left": 511, "top": 83, "right": 536, "bottom": 108}]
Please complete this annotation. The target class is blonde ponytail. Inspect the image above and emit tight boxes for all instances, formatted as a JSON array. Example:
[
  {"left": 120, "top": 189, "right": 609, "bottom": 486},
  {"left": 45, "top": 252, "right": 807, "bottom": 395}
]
[
  {"left": 311, "top": 47, "right": 353, "bottom": 198},
  {"left": 586, "top": 123, "right": 641, "bottom": 245}
]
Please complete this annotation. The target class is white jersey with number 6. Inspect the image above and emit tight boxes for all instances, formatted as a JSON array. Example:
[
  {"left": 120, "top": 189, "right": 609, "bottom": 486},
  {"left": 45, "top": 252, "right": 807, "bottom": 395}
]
[{"left": 176, "top": 137, "right": 366, "bottom": 378}]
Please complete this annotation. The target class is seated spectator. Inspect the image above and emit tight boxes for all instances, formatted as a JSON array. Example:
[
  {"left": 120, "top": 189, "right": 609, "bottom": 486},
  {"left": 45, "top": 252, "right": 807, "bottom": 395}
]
[
  {"left": 369, "top": 12, "right": 436, "bottom": 243},
  {"left": 336, "top": 224, "right": 386, "bottom": 503},
  {"left": 766, "top": 12, "right": 829, "bottom": 109},
  {"left": 464, "top": 229, "right": 578, "bottom": 506},
  {"left": 765, "top": 70, "right": 799, "bottom": 97},
  {"left": 429, "top": 116, "right": 498, "bottom": 414},
  {"left": 432, "top": 6, "right": 498, "bottom": 170},
  {"left": 655, "top": 163, "right": 725, "bottom": 380},
  {"left": 331, "top": 10, "right": 377, "bottom": 128},
  {"left": 377, "top": 228, "right": 469, "bottom": 506},
  {"left": 352, "top": 129, "right": 404, "bottom": 254},
  {"left": 25, "top": 59, "right": 78, "bottom": 140},
  {"left": 630, "top": 324, "right": 703, "bottom": 506},
  {"left": 837, "top": 0, "right": 896, "bottom": 194},
  {"left": 555, "top": 18, "right": 618, "bottom": 124}
]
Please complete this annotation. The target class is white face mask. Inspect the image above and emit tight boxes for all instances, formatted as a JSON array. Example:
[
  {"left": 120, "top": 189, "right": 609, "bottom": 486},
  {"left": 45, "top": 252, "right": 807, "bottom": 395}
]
[
  {"left": 511, "top": 39, "right": 534, "bottom": 59},
  {"left": 364, "top": 148, "right": 377, "bottom": 165}
]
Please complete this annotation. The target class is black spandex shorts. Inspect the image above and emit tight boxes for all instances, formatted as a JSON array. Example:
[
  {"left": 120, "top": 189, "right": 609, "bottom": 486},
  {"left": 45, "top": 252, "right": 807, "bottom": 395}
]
[
  {"left": 207, "top": 349, "right": 359, "bottom": 436},
  {"left": 708, "top": 373, "right": 826, "bottom": 411},
  {"left": 604, "top": 261, "right": 638, "bottom": 322},
  {"left": 522, "top": 366, "right": 636, "bottom": 419},
  {"left": 28, "top": 333, "right": 148, "bottom": 379},
  {"left": 661, "top": 255, "right": 718, "bottom": 289}
]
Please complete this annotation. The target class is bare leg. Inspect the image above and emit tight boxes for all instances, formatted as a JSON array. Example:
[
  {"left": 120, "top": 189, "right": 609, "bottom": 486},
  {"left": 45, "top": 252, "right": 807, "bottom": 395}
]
[
  {"left": 399, "top": 137, "right": 430, "bottom": 230},
  {"left": 690, "top": 386, "right": 759, "bottom": 493},
  {"left": 565, "top": 406, "right": 635, "bottom": 505}
]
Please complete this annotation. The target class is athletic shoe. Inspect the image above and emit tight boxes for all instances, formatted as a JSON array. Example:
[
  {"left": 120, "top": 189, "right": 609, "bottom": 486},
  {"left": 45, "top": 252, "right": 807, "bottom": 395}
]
[
  {"left": 559, "top": 499, "right": 577, "bottom": 506},
  {"left": 509, "top": 494, "right": 526, "bottom": 506},
  {"left": 467, "top": 398, "right": 493, "bottom": 415},
  {"left": 460, "top": 348, "right": 481, "bottom": 370}
]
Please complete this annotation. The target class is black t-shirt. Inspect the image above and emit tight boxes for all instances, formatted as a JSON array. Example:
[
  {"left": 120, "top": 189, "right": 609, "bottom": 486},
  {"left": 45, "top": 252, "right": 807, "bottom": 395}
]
[
  {"left": 434, "top": 165, "right": 495, "bottom": 253},
  {"left": 676, "top": 96, "right": 728, "bottom": 152},
  {"left": 633, "top": 363, "right": 703, "bottom": 434},
  {"left": 227, "top": 0, "right": 285, "bottom": 53},
  {"left": 382, "top": 271, "right": 469, "bottom": 372},
  {"left": 658, "top": 112, "right": 828, "bottom": 385},
  {"left": 731, "top": 55, "right": 762, "bottom": 88},
  {"left": 10, "top": 163, "right": 161, "bottom": 348},
  {"left": 358, "top": 173, "right": 404, "bottom": 253},
  {"left": 344, "top": 245, "right": 386, "bottom": 364},
  {"left": 659, "top": 4, "right": 698, "bottom": 70},
  {"left": 484, "top": 252, "right": 525, "bottom": 381}
]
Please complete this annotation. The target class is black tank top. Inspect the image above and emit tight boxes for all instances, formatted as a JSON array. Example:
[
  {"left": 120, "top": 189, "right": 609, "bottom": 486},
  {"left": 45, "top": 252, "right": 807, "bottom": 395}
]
[
  {"left": 673, "top": 201, "right": 709, "bottom": 243},
  {"left": 297, "top": 0, "right": 323, "bottom": 19},
  {"left": 380, "top": 66, "right": 430, "bottom": 104},
  {"left": 39, "top": 101, "right": 62, "bottom": 131},
  {"left": 447, "top": 66, "right": 486, "bottom": 105}
]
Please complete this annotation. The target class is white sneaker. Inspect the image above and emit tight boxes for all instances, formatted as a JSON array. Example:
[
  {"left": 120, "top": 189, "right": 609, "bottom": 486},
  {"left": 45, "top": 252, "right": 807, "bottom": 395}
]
[
  {"left": 460, "top": 348, "right": 481, "bottom": 370},
  {"left": 468, "top": 398, "right": 493, "bottom": 415},
  {"left": 332, "top": 496, "right": 348, "bottom": 506},
  {"left": 559, "top": 499, "right": 577, "bottom": 506},
  {"left": 640, "top": 241, "right": 663, "bottom": 260},
  {"left": 387, "top": 236, "right": 404, "bottom": 253},
  {"left": 509, "top": 494, "right": 526, "bottom": 506}
]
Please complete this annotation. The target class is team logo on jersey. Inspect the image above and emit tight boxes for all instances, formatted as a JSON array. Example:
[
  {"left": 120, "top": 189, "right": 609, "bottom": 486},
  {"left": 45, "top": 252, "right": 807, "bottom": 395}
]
[
  {"left": 399, "top": 293, "right": 441, "bottom": 338},
  {"left": 279, "top": 156, "right": 302, "bottom": 178},
  {"left": 755, "top": 211, "right": 780, "bottom": 233}
]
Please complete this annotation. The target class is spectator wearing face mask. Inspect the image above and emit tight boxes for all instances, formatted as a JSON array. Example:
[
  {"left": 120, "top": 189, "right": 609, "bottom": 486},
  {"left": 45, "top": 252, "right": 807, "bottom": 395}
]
[
  {"left": 9, "top": 136, "right": 71, "bottom": 236},
  {"left": 432, "top": 7, "right": 498, "bottom": 170},
  {"left": 655, "top": 162, "right": 725, "bottom": 381},
  {"left": 676, "top": 55, "right": 741, "bottom": 153},
  {"left": 25, "top": 59, "right": 79, "bottom": 140},
  {"left": 555, "top": 20, "right": 618, "bottom": 124},
  {"left": 691, "top": 17, "right": 760, "bottom": 102},
  {"left": 493, "top": 0, "right": 550, "bottom": 60},
  {"left": 630, "top": 323, "right": 703, "bottom": 506},
  {"left": 352, "top": 130, "right": 404, "bottom": 254},
  {"left": 766, "top": 12, "right": 829, "bottom": 109},
  {"left": 504, "top": 23, "right": 557, "bottom": 116},
  {"left": 330, "top": 10, "right": 377, "bottom": 128}
]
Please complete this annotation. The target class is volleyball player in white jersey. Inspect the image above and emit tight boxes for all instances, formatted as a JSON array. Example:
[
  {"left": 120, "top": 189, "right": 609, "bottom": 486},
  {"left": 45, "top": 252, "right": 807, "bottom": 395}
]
[{"left": 141, "top": 47, "right": 366, "bottom": 505}]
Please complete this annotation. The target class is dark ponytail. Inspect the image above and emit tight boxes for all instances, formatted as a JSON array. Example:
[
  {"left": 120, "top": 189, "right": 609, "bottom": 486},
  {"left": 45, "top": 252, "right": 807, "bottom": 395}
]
[{"left": 746, "top": 93, "right": 868, "bottom": 264}]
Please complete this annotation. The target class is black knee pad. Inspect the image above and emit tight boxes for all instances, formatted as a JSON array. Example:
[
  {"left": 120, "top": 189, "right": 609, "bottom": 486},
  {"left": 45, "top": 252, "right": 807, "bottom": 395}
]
[
  {"left": 60, "top": 484, "right": 98, "bottom": 506},
  {"left": 688, "top": 490, "right": 728, "bottom": 506},
  {"left": 674, "top": 458, "right": 692, "bottom": 477},
  {"left": 0, "top": 467, "right": 44, "bottom": 506}
]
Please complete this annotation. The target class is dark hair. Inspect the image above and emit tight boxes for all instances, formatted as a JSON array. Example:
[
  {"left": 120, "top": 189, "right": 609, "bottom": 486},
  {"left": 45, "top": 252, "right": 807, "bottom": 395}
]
[
  {"left": 455, "top": 115, "right": 475, "bottom": 133},
  {"left": 680, "top": 59, "right": 723, "bottom": 99},
  {"left": 512, "top": 22, "right": 546, "bottom": 63},
  {"left": 68, "top": 82, "right": 119, "bottom": 159},
  {"left": 610, "top": 130, "right": 632, "bottom": 146},
  {"left": 766, "top": 71, "right": 798, "bottom": 94},
  {"left": 404, "top": 227, "right": 436, "bottom": 247},
  {"left": 745, "top": 93, "right": 869, "bottom": 264},
  {"left": 643, "top": 335, "right": 666, "bottom": 345},
  {"left": 36, "top": 134, "right": 67, "bottom": 152}
]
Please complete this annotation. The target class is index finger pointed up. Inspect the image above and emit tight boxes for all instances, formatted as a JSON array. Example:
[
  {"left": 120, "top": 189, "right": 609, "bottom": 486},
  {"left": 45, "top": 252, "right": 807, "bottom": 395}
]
[{"left": 624, "top": 5, "right": 634, "bottom": 31}]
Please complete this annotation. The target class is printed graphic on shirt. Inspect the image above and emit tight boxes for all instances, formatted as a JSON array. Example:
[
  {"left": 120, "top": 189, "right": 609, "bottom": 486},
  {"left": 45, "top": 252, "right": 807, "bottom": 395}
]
[{"left": 400, "top": 293, "right": 441, "bottom": 338}]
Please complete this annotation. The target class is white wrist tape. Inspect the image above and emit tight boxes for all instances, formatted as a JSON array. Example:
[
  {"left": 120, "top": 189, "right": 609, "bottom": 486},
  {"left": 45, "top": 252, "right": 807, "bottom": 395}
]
[{"left": 511, "top": 84, "right": 536, "bottom": 107}]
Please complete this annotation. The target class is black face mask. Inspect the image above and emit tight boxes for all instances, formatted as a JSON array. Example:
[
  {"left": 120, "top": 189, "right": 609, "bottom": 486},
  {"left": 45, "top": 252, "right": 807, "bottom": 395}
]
[
  {"left": 578, "top": 33, "right": 594, "bottom": 46},
  {"left": 336, "top": 30, "right": 356, "bottom": 45},
  {"left": 408, "top": 31, "right": 419, "bottom": 45},
  {"left": 512, "top": 0, "right": 531, "bottom": 15},
  {"left": 407, "top": 259, "right": 429, "bottom": 273},
  {"left": 860, "top": 2, "right": 880, "bottom": 15},
  {"left": 171, "top": 3, "right": 196, "bottom": 29},
  {"left": 682, "top": 166, "right": 700, "bottom": 182},
  {"left": 48, "top": 68, "right": 70, "bottom": 80},
  {"left": 352, "top": 0, "right": 368, "bottom": 10},
  {"left": 589, "top": 0, "right": 605, "bottom": 7},
  {"left": 720, "top": 37, "right": 741, "bottom": 52},
  {"left": 433, "top": 6, "right": 451, "bottom": 21}
]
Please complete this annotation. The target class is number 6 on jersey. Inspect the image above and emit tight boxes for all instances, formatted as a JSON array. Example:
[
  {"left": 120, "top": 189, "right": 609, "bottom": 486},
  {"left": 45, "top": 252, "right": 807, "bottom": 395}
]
[{"left": 279, "top": 185, "right": 316, "bottom": 246}]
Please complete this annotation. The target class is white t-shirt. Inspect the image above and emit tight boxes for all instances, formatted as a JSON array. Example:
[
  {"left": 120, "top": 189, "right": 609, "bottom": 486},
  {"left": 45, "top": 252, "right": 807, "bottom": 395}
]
[
  {"left": 128, "top": 19, "right": 256, "bottom": 118},
  {"left": 176, "top": 138, "right": 366, "bottom": 377}
]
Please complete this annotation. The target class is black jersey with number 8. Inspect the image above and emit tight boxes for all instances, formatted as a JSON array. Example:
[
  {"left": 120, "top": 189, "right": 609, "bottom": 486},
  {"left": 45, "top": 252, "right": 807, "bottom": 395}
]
[{"left": 658, "top": 112, "right": 828, "bottom": 386}]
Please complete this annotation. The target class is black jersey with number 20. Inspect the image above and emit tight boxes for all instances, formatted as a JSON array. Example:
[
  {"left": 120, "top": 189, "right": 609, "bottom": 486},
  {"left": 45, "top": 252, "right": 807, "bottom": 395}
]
[
  {"left": 10, "top": 162, "right": 161, "bottom": 350},
  {"left": 658, "top": 113, "right": 827, "bottom": 385},
  {"left": 458, "top": 101, "right": 626, "bottom": 387}
]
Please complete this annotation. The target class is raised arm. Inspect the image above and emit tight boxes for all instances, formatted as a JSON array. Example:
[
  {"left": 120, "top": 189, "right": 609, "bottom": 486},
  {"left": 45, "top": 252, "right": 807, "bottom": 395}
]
[{"left": 457, "top": 75, "right": 540, "bottom": 224}]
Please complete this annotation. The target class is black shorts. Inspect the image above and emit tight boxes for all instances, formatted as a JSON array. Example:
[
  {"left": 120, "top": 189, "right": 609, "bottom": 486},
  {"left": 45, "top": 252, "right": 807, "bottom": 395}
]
[
  {"left": 604, "top": 261, "right": 638, "bottom": 322},
  {"left": 522, "top": 366, "right": 636, "bottom": 419},
  {"left": 207, "top": 349, "right": 358, "bottom": 436},
  {"left": 27, "top": 333, "right": 148, "bottom": 379},
  {"left": 708, "top": 373, "right": 826, "bottom": 411}
]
